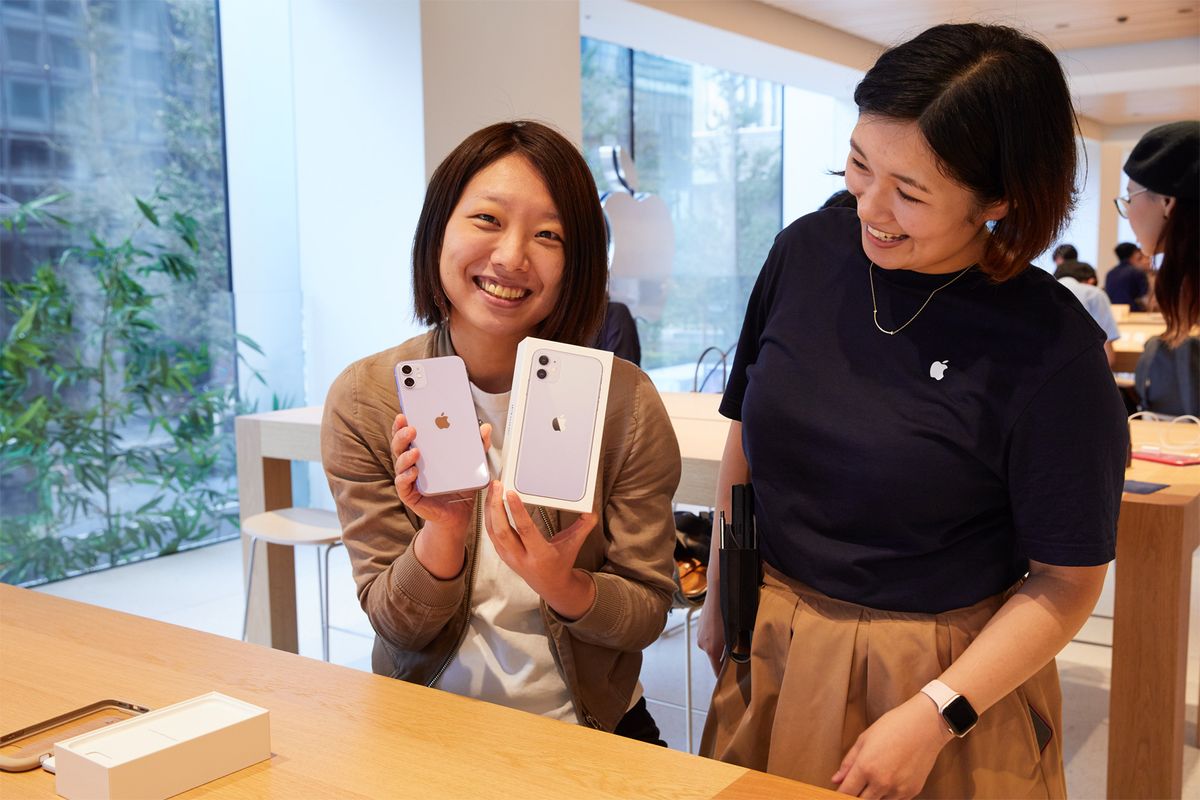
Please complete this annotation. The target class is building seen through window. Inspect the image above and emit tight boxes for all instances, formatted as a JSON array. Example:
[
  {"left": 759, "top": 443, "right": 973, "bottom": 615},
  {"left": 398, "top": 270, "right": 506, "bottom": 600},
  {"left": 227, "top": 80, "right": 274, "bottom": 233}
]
[
  {"left": 582, "top": 37, "right": 783, "bottom": 391},
  {"left": 0, "top": 0, "right": 239, "bottom": 586}
]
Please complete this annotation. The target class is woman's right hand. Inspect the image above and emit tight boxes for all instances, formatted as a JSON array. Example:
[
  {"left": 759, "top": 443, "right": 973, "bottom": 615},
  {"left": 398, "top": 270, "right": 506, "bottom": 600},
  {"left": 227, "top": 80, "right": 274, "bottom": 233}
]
[
  {"left": 391, "top": 413, "right": 491, "bottom": 578},
  {"left": 697, "top": 590, "right": 726, "bottom": 676}
]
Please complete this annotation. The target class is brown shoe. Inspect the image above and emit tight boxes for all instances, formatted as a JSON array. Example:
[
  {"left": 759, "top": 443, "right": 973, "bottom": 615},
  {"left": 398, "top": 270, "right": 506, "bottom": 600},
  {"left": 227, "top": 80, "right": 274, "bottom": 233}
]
[{"left": 675, "top": 557, "right": 707, "bottom": 603}]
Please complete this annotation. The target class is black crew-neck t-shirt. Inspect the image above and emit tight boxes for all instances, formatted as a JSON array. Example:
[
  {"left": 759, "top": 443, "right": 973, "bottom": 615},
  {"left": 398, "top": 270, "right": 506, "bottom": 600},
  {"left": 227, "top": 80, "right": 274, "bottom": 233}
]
[{"left": 721, "top": 208, "right": 1127, "bottom": 613}]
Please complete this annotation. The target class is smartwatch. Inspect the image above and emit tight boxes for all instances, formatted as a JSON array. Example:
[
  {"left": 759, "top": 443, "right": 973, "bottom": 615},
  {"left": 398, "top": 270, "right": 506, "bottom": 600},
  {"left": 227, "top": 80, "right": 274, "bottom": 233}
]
[{"left": 920, "top": 679, "right": 979, "bottom": 738}]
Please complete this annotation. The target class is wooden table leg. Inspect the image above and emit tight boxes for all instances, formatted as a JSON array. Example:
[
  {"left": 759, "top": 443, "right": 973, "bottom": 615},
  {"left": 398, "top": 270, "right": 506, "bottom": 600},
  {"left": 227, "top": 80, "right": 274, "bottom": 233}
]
[
  {"left": 235, "top": 418, "right": 299, "bottom": 653},
  {"left": 1107, "top": 499, "right": 1196, "bottom": 799}
]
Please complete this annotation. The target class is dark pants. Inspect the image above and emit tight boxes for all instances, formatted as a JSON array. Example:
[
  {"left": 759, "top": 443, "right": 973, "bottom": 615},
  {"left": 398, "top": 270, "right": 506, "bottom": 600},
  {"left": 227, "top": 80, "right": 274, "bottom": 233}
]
[{"left": 613, "top": 696, "right": 667, "bottom": 747}]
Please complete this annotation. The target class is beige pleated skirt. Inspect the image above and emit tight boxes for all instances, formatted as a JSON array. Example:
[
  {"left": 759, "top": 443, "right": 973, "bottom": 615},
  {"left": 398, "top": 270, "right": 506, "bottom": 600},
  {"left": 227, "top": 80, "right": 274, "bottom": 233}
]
[{"left": 700, "top": 565, "right": 1067, "bottom": 799}]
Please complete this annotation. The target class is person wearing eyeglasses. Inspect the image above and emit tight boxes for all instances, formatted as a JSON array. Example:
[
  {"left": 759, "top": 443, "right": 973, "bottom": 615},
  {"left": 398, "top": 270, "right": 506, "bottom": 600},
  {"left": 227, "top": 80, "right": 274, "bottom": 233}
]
[
  {"left": 1117, "top": 121, "right": 1199, "bottom": 417},
  {"left": 1115, "top": 121, "right": 1199, "bottom": 346},
  {"left": 696, "top": 24, "right": 1127, "bottom": 800}
]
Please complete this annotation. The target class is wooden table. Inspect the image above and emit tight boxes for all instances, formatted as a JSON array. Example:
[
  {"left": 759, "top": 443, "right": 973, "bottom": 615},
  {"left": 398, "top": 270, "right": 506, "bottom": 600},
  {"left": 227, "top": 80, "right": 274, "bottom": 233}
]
[
  {"left": 662, "top": 392, "right": 727, "bottom": 507},
  {"left": 235, "top": 401, "right": 1200, "bottom": 799},
  {"left": 0, "top": 586, "right": 832, "bottom": 799},
  {"left": 1110, "top": 421, "right": 1200, "bottom": 799},
  {"left": 1113, "top": 316, "right": 1167, "bottom": 373},
  {"left": 235, "top": 406, "right": 323, "bottom": 650}
]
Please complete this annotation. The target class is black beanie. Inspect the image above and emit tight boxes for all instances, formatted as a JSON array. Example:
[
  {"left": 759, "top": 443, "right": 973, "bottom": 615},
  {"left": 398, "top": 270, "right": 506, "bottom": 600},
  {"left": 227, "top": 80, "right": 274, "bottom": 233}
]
[{"left": 1123, "top": 120, "right": 1199, "bottom": 200}]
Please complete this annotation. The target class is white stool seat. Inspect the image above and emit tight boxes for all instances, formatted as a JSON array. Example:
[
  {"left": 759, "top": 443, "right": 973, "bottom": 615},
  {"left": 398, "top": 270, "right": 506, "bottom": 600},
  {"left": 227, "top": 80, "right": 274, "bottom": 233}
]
[
  {"left": 241, "top": 507, "right": 343, "bottom": 661},
  {"left": 243, "top": 508, "right": 341, "bottom": 546}
]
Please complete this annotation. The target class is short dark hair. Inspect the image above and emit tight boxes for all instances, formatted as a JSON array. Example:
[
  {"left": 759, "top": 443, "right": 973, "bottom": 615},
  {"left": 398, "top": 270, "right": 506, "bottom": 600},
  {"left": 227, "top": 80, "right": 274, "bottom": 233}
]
[
  {"left": 1114, "top": 242, "right": 1140, "bottom": 262},
  {"left": 820, "top": 189, "right": 858, "bottom": 210},
  {"left": 411, "top": 121, "right": 609, "bottom": 346},
  {"left": 1053, "top": 244, "right": 1078, "bottom": 262},
  {"left": 1054, "top": 259, "right": 1096, "bottom": 284},
  {"left": 854, "top": 24, "right": 1078, "bottom": 282}
]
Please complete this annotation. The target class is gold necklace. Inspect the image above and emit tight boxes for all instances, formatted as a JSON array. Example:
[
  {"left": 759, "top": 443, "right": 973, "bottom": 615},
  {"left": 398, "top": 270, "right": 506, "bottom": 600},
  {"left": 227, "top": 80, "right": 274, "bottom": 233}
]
[{"left": 868, "top": 262, "right": 972, "bottom": 336}]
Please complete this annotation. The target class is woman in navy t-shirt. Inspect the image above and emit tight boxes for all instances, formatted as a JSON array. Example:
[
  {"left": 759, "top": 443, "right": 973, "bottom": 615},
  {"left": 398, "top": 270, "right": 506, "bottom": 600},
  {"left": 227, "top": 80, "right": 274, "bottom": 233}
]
[{"left": 697, "top": 24, "right": 1127, "bottom": 799}]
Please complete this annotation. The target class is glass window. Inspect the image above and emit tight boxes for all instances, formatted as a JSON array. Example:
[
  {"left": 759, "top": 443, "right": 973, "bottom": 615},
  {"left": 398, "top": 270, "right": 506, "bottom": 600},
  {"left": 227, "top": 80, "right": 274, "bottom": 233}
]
[
  {"left": 7, "top": 79, "right": 47, "bottom": 120},
  {"left": 87, "top": 0, "right": 120, "bottom": 26},
  {"left": 1, "top": 1, "right": 241, "bottom": 587},
  {"left": 50, "top": 82, "right": 83, "bottom": 126},
  {"left": 130, "top": 0, "right": 158, "bottom": 33},
  {"left": 43, "top": 0, "right": 79, "bottom": 19},
  {"left": 8, "top": 136, "right": 50, "bottom": 174},
  {"left": 50, "top": 35, "right": 82, "bottom": 71},
  {"left": 5, "top": 26, "right": 40, "bottom": 64},
  {"left": 2, "top": 0, "right": 37, "bottom": 14},
  {"left": 581, "top": 38, "right": 782, "bottom": 390},
  {"left": 581, "top": 38, "right": 631, "bottom": 189},
  {"left": 132, "top": 47, "right": 159, "bottom": 82}
]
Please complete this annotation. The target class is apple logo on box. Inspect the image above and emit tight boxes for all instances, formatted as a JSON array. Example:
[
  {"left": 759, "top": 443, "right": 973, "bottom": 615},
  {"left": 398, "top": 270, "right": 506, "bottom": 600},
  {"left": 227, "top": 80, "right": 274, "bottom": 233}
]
[
  {"left": 551, "top": 415, "right": 566, "bottom": 432},
  {"left": 929, "top": 360, "right": 949, "bottom": 381},
  {"left": 435, "top": 413, "right": 450, "bottom": 429}
]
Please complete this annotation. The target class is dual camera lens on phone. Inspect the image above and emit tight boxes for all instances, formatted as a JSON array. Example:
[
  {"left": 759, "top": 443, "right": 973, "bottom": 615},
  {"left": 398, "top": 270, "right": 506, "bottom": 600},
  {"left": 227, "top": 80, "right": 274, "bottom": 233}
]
[{"left": 536, "top": 354, "right": 549, "bottom": 380}]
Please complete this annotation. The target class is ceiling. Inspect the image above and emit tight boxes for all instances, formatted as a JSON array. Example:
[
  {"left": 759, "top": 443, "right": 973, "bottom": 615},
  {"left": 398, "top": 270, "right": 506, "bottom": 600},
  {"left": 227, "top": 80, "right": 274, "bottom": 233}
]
[{"left": 761, "top": 0, "right": 1200, "bottom": 130}]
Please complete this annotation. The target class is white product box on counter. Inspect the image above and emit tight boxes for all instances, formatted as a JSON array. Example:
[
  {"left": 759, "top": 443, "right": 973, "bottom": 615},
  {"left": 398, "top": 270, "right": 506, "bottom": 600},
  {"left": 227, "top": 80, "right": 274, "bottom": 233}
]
[
  {"left": 501, "top": 337, "right": 612, "bottom": 514},
  {"left": 54, "top": 692, "right": 270, "bottom": 800}
]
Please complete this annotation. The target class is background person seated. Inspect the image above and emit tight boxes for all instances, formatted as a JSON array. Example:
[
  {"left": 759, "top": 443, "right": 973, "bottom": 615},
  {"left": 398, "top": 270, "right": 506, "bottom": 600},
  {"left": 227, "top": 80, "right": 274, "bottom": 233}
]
[
  {"left": 1051, "top": 243, "right": 1077, "bottom": 266},
  {"left": 593, "top": 298, "right": 641, "bottom": 366},
  {"left": 1055, "top": 260, "right": 1120, "bottom": 368},
  {"left": 1105, "top": 242, "right": 1152, "bottom": 311}
]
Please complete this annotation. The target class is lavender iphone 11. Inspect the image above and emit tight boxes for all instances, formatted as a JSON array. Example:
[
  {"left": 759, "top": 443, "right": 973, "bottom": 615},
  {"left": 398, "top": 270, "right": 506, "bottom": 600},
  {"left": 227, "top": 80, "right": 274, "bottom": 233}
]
[
  {"left": 394, "top": 356, "right": 489, "bottom": 496},
  {"left": 513, "top": 347, "right": 605, "bottom": 503}
]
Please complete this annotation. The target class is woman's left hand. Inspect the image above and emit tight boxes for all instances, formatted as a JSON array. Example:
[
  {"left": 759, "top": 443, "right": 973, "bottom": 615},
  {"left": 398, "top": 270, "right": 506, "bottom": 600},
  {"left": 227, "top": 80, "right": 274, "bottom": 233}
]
[
  {"left": 832, "top": 694, "right": 954, "bottom": 799},
  {"left": 482, "top": 480, "right": 598, "bottom": 620}
]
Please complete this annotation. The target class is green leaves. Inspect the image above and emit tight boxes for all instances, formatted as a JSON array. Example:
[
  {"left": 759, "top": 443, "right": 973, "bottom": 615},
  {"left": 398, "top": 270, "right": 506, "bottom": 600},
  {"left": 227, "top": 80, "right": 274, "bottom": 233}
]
[
  {"left": 136, "top": 197, "right": 160, "bottom": 227},
  {"left": 2, "top": 193, "right": 263, "bottom": 585}
]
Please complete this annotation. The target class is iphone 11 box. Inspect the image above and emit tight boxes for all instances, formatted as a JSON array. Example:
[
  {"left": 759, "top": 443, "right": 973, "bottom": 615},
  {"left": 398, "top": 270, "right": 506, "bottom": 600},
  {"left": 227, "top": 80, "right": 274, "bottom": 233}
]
[
  {"left": 53, "top": 692, "right": 270, "bottom": 800},
  {"left": 501, "top": 337, "right": 612, "bottom": 514}
]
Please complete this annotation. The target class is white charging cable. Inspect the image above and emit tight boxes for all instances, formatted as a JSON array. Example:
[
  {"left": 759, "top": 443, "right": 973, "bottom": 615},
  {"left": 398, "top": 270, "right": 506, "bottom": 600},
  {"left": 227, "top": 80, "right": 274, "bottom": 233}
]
[{"left": 1127, "top": 412, "right": 1200, "bottom": 455}]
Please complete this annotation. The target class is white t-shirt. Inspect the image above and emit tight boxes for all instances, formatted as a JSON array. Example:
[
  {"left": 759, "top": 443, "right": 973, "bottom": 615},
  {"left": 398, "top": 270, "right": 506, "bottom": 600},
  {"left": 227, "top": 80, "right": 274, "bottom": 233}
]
[{"left": 434, "top": 383, "right": 577, "bottom": 722}]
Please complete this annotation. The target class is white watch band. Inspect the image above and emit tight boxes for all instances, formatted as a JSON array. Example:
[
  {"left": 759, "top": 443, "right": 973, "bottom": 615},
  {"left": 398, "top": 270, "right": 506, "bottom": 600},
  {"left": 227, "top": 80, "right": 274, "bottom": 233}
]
[{"left": 920, "top": 679, "right": 959, "bottom": 711}]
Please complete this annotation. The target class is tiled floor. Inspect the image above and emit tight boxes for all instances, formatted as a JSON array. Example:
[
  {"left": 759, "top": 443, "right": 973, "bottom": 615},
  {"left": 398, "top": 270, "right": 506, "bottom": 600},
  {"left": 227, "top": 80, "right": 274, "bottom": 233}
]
[{"left": 35, "top": 539, "right": 1200, "bottom": 798}]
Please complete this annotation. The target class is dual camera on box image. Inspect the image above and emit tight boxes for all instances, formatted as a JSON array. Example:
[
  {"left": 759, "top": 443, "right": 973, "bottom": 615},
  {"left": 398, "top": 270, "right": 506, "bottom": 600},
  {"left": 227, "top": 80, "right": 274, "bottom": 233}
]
[{"left": 535, "top": 353, "right": 560, "bottom": 383}]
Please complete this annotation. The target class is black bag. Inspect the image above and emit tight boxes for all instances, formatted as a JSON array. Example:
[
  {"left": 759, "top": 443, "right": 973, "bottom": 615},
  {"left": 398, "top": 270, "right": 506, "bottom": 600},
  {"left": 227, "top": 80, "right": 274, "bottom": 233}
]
[
  {"left": 1134, "top": 335, "right": 1200, "bottom": 417},
  {"left": 719, "top": 484, "right": 760, "bottom": 664},
  {"left": 673, "top": 510, "right": 712, "bottom": 565}
]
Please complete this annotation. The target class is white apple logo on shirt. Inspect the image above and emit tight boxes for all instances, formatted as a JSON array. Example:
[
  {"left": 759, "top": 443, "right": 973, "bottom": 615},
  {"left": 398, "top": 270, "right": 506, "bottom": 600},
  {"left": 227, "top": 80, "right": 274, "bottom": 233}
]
[{"left": 929, "top": 360, "right": 949, "bottom": 380}]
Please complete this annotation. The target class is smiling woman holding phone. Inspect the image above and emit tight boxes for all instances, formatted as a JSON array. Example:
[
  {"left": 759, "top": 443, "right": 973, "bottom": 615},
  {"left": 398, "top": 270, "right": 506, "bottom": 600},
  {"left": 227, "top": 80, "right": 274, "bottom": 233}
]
[
  {"left": 697, "top": 24, "right": 1127, "bottom": 799},
  {"left": 321, "top": 121, "right": 681, "bottom": 741}
]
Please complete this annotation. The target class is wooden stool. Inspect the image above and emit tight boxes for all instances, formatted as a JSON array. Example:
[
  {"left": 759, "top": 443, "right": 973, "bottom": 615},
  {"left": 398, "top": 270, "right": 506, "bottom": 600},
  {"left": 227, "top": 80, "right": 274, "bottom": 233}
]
[{"left": 241, "top": 508, "right": 342, "bottom": 661}]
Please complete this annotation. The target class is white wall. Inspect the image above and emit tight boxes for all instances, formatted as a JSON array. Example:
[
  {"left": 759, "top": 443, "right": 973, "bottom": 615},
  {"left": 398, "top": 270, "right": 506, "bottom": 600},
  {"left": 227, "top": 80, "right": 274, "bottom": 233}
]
[
  {"left": 420, "top": 0, "right": 583, "bottom": 177},
  {"left": 290, "top": 0, "right": 427, "bottom": 409},
  {"left": 224, "top": 1, "right": 427, "bottom": 508},
  {"left": 782, "top": 86, "right": 857, "bottom": 224},
  {"left": 581, "top": 0, "right": 864, "bottom": 101},
  {"left": 1046, "top": 136, "right": 1103, "bottom": 273},
  {"left": 220, "top": 0, "right": 306, "bottom": 413}
]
